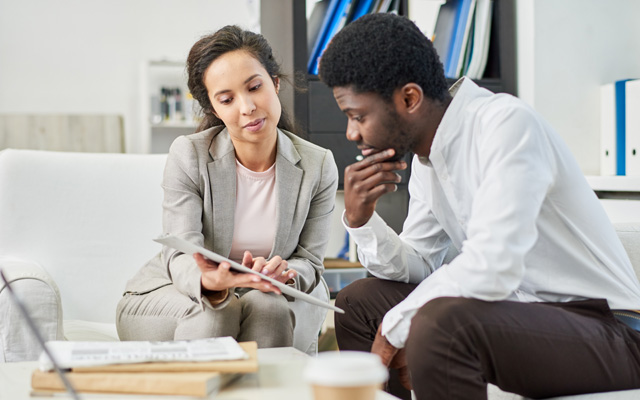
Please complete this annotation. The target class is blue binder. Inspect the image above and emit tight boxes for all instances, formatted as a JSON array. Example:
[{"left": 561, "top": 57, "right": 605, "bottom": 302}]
[
  {"left": 615, "top": 79, "right": 632, "bottom": 175},
  {"left": 432, "top": 0, "right": 460, "bottom": 77},
  {"left": 308, "top": 0, "right": 354, "bottom": 75},
  {"left": 445, "top": 0, "right": 474, "bottom": 78},
  {"left": 351, "top": 0, "right": 375, "bottom": 22}
]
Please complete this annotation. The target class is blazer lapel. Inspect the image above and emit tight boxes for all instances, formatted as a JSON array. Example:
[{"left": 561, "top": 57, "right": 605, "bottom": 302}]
[
  {"left": 271, "top": 130, "right": 303, "bottom": 258},
  {"left": 207, "top": 129, "right": 237, "bottom": 257}
]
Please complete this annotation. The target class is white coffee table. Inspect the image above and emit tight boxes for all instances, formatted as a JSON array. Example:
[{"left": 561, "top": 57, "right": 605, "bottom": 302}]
[{"left": 0, "top": 347, "right": 399, "bottom": 400}]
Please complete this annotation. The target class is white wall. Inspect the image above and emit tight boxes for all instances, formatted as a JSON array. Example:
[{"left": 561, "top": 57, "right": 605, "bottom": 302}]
[
  {"left": 0, "top": 0, "right": 259, "bottom": 153},
  {"left": 517, "top": 0, "right": 640, "bottom": 175}
]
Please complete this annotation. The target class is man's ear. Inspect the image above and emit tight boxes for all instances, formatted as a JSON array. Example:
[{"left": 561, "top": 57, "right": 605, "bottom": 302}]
[{"left": 399, "top": 83, "right": 423, "bottom": 114}]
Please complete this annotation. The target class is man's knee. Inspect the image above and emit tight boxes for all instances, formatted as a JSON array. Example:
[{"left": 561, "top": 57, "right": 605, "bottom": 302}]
[
  {"left": 335, "top": 278, "right": 374, "bottom": 310},
  {"left": 409, "top": 297, "right": 484, "bottom": 338},
  {"left": 405, "top": 298, "right": 481, "bottom": 379}
]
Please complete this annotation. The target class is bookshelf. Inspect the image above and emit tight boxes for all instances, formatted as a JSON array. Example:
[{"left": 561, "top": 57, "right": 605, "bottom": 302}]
[
  {"left": 139, "top": 60, "right": 198, "bottom": 154},
  {"left": 261, "top": 0, "right": 517, "bottom": 142},
  {"left": 261, "top": 0, "right": 518, "bottom": 232}
]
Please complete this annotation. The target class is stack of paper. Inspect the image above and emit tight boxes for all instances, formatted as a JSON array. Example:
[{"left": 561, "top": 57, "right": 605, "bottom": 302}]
[{"left": 31, "top": 340, "right": 258, "bottom": 398}]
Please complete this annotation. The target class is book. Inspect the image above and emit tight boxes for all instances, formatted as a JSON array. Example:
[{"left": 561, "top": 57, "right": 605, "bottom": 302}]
[
  {"left": 307, "top": 0, "right": 331, "bottom": 57},
  {"left": 308, "top": 0, "right": 355, "bottom": 75},
  {"left": 408, "top": 0, "right": 445, "bottom": 40},
  {"left": 39, "top": 336, "right": 248, "bottom": 371},
  {"left": 446, "top": 0, "right": 475, "bottom": 78},
  {"left": 308, "top": 0, "right": 341, "bottom": 75},
  {"left": 350, "top": 0, "right": 375, "bottom": 22},
  {"left": 376, "top": 0, "right": 393, "bottom": 13},
  {"left": 387, "top": 0, "right": 401, "bottom": 14},
  {"left": 454, "top": 0, "right": 477, "bottom": 78},
  {"left": 31, "top": 342, "right": 258, "bottom": 397},
  {"left": 333, "top": 0, "right": 356, "bottom": 33},
  {"left": 32, "top": 370, "right": 225, "bottom": 398},
  {"left": 626, "top": 79, "right": 640, "bottom": 176},
  {"left": 432, "top": 0, "right": 460, "bottom": 76},
  {"left": 459, "top": 8, "right": 476, "bottom": 77},
  {"left": 464, "top": 0, "right": 493, "bottom": 79},
  {"left": 70, "top": 341, "right": 258, "bottom": 373}
]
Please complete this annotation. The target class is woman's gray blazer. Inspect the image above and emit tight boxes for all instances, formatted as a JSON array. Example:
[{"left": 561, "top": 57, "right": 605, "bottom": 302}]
[{"left": 124, "top": 126, "right": 339, "bottom": 310}]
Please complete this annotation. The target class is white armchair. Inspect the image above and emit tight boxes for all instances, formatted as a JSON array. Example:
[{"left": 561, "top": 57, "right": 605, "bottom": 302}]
[{"left": 0, "top": 148, "right": 329, "bottom": 362}]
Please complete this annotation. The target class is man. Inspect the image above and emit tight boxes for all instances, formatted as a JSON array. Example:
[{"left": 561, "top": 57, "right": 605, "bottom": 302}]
[{"left": 318, "top": 12, "right": 640, "bottom": 400}]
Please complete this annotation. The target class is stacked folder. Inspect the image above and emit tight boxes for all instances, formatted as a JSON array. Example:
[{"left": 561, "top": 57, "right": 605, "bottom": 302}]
[
  {"left": 307, "top": 0, "right": 402, "bottom": 75},
  {"left": 432, "top": 0, "right": 493, "bottom": 80},
  {"left": 307, "top": 0, "right": 494, "bottom": 80},
  {"left": 31, "top": 341, "right": 259, "bottom": 398}
]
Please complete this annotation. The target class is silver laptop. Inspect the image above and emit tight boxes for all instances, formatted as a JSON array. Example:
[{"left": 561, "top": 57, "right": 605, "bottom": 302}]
[{"left": 0, "top": 268, "right": 81, "bottom": 400}]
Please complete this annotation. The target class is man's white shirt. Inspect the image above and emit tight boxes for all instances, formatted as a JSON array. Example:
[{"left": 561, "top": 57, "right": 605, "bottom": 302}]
[{"left": 344, "top": 78, "right": 640, "bottom": 348}]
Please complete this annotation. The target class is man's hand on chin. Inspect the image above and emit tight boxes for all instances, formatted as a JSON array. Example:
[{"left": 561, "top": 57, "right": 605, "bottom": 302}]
[
  {"left": 371, "top": 324, "right": 412, "bottom": 390},
  {"left": 344, "top": 148, "right": 407, "bottom": 228}
]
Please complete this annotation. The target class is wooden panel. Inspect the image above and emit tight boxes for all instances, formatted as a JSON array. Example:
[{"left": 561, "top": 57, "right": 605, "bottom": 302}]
[{"left": 0, "top": 114, "right": 124, "bottom": 153}]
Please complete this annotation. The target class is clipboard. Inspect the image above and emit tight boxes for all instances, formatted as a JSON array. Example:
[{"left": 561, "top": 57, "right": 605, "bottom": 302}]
[{"left": 154, "top": 235, "right": 345, "bottom": 314}]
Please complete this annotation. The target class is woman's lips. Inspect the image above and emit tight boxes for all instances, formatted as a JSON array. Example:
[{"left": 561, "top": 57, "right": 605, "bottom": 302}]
[{"left": 244, "top": 118, "right": 265, "bottom": 132}]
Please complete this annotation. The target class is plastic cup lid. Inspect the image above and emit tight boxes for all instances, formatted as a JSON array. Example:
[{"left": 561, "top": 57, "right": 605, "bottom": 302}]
[{"left": 303, "top": 351, "right": 389, "bottom": 387}]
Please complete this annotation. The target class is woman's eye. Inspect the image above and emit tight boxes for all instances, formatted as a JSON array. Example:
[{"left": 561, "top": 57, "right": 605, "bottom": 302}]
[
  {"left": 219, "top": 97, "right": 232, "bottom": 105},
  {"left": 250, "top": 83, "right": 261, "bottom": 91}
]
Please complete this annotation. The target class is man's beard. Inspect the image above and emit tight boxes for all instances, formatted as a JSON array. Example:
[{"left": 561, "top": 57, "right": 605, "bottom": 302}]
[{"left": 382, "top": 108, "right": 415, "bottom": 162}]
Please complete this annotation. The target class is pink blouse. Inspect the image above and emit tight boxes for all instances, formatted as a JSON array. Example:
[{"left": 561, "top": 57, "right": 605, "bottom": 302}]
[{"left": 227, "top": 159, "right": 277, "bottom": 263}]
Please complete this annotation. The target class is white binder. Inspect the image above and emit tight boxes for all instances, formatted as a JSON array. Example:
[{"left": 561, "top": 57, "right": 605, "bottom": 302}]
[
  {"left": 626, "top": 79, "right": 640, "bottom": 176},
  {"left": 600, "top": 83, "right": 617, "bottom": 176}
]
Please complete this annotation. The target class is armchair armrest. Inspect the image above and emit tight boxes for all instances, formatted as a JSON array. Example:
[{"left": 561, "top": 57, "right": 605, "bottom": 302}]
[{"left": 0, "top": 258, "right": 64, "bottom": 362}]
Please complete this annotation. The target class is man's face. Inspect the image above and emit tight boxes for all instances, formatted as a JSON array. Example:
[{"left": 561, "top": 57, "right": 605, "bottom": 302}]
[{"left": 333, "top": 86, "right": 416, "bottom": 161}]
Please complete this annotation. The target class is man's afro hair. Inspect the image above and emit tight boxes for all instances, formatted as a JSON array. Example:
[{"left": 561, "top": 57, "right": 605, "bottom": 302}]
[{"left": 319, "top": 12, "right": 448, "bottom": 102}]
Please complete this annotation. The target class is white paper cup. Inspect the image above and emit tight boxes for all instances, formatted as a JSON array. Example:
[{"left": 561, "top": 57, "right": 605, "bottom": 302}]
[{"left": 304, "top": 351, "right": 389, "bottom": 400}]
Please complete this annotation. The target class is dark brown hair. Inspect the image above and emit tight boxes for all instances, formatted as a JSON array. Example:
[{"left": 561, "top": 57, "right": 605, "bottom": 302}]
[{"left": 186, "top": 25, "right": 295, "bottom": 133}]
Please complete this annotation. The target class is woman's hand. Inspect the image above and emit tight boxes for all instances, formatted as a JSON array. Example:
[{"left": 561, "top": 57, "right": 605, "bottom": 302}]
[
  {"left": 243, "top": 251, "right": 298, "bottom": 285},
  {"left": 194, "top": 253, "right": 281, "bottom": 294}
]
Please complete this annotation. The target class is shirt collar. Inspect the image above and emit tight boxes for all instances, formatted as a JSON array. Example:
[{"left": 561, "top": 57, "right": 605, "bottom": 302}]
[{"left": 429, "top": 77, "right": 487, "bottom": 159}]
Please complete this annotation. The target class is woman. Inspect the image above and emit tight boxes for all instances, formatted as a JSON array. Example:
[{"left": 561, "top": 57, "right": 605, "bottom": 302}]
[{"left": 116, "top": 25, "right": 338, "bottom": 348}]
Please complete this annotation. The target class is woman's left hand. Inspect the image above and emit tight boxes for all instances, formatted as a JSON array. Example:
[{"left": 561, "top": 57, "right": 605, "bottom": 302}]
[{"left": 243, "top": 251, "right": 298, "bottom": 285}]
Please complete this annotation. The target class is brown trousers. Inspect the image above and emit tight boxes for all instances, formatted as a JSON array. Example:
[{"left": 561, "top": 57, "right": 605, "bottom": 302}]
[{"left": 335, "top": 278, "right": 640, "bottom": 400}]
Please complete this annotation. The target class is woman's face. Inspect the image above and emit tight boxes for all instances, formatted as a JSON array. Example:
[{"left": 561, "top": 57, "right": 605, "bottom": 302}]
[{"left": 204, "top": 50, "right": 281, "bottom": 144}]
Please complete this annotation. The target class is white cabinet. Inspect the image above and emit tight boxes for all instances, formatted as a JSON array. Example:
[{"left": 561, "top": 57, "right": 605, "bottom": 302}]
[{"left": 139, "top": 60, "right": 199, "bottom": 154}]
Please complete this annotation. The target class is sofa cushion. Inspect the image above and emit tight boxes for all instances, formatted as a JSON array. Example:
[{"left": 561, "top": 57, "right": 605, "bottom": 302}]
[{"left": 0, "top": 149, "right": 167, "bottom": 324}]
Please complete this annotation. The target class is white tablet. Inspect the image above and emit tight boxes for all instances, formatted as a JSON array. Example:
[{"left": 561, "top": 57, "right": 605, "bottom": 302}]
[{"left": 154, "top": 235, "right": 345, "bottom": 314}]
